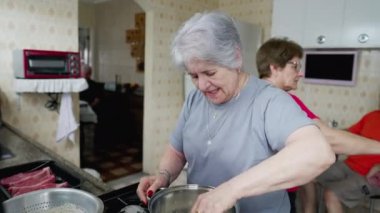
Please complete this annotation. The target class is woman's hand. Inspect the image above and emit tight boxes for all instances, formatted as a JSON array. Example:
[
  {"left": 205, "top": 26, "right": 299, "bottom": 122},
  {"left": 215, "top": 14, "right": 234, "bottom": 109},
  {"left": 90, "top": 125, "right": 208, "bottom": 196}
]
[
  {"left": 366, "top": 164, "right": 380, "bottom": 187},
  {"left": 136, "top": 174, "right": 168, "bottom": 205},
  {"left": 190, "top": 184, "right": 238, "bottom": 213}
]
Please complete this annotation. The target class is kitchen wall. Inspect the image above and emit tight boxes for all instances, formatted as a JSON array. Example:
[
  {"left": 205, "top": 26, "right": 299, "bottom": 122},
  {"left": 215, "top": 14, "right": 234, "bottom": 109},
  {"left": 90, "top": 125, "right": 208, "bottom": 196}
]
[
  {"left": 142, "top": 0, "right": 272, "bottom": 174},
  {"left": 220, "top": 0, "right": 380, "bottom": 128},
  {"left": 0, "top": 0, "right": 80, "bottom": 166},
  {"left": 135, "top": 0, "right": 217, "bottom": 174},
  {"left": 78, "top": 1, "right": 95, "bottom": 68},
  {"left": 142, "top": 0, "right": 380, "bottom": 175},
  {"left": 296, "top": 51, "right": 380, "bottom": 127},
  {"left": 90, "top": 0, "right": 144, "bottom": 85},
  {"left": 1, "top": 0, "right": 378, "bottom": 174}
]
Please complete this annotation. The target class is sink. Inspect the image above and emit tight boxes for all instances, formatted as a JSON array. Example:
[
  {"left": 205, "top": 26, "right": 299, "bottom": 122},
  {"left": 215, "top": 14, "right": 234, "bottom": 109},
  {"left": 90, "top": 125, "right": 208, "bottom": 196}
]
[{"left": 0, "top": 144, "right": 14, "bottom": 160}]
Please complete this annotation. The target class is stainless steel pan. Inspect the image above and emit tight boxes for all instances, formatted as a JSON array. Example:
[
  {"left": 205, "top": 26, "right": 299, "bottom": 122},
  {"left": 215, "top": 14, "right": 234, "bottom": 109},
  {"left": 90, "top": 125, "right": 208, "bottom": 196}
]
[{"left": 148, "top": 184, "right": 239, "bottom": 213}]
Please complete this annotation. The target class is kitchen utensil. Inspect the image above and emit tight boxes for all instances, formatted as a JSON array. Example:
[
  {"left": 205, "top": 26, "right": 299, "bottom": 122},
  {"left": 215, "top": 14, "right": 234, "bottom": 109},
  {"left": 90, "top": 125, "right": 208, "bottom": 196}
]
[
  {"left": 2, "top": 188, "right": 104, "bottom": 213},
  {"left": 148, "top": 184, "right": 239, "bottom": 213}
]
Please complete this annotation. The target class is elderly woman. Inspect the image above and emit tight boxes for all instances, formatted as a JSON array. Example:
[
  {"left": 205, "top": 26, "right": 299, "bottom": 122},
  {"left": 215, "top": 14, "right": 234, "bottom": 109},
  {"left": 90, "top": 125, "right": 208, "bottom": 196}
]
[
  {"left": 257, "top": 38, "right": 380, "bottom": 213},
  {"left": 136, "top": 11, "right": 335, "bottom": 212}
]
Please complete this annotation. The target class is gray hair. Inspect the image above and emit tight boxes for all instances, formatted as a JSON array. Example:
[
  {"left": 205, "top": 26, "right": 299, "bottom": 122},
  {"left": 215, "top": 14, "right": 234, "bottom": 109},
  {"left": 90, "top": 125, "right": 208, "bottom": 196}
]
[{"left": 171, "top": 11, "right": 242, "bottom": 71}]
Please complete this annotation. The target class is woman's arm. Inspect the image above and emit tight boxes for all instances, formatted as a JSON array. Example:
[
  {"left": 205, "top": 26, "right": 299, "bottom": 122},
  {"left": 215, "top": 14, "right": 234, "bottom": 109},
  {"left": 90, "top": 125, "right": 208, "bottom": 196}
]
[
  {"left": 136, "top": 145, "right": 186, "bottom": 204},
  {"left": 191, "top": 125, "right": 335, "bottom": 212},
  {"left": 230, "top": 125, "right": 335, "bottom": 198},
  {"left": 366, "top": 164, "right": 380, "bottom": 187},
  {"left": 158, "top": 145, "right": 187, "bottom": 185},
  {"left": 315, "top": 119, "right": 380, "bottom": 155}
]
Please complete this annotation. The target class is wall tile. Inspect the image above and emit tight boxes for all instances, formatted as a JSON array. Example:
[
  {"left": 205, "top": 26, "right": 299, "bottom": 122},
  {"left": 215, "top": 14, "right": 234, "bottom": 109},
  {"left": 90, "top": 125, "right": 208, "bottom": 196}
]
[{"left": 0, "top": 0, "right": 80, "bottom": 166}]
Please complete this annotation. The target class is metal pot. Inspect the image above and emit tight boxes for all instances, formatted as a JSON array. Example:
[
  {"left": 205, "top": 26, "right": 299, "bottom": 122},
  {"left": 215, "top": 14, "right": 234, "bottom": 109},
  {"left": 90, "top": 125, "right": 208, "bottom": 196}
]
[
  {"left": 2, "top": 188, "right": 104, "bottom": 213},
  {"left": 148, "top": 184, "right": 239, "bottom": 213}
]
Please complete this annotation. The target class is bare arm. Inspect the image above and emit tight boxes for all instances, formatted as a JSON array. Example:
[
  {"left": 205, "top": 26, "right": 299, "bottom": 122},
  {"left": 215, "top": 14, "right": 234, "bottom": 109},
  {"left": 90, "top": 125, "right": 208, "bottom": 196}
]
[
  {"left": 315, "top": 119, "right": 380, "bottom": 155},
  {"left": 136, "top": 145, "right": 186, "bottom": 204},
  {"left": 192, "top": 125, "right": 335, "bottom": 212},
  {"left": 158, "top": 145, "right": 187, "bottom": 184}
]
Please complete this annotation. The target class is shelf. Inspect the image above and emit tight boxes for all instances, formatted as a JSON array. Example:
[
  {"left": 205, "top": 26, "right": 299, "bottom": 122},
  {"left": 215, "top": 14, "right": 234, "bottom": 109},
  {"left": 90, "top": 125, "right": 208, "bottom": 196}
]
[{"left": 14, "top": 78, "right": 88, "bottom": 93}]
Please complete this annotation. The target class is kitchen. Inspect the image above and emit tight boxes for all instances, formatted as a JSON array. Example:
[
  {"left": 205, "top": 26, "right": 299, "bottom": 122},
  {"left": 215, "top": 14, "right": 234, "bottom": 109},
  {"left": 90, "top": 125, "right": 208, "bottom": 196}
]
[{"left": 0, "top": 0, "right": 380, "bottom": 212}]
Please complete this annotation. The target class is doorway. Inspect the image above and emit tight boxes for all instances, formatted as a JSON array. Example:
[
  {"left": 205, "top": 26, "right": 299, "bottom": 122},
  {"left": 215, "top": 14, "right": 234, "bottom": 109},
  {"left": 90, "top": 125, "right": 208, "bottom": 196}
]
[{"left": 78, "top": 0, "right": 145, "bottom": 183}]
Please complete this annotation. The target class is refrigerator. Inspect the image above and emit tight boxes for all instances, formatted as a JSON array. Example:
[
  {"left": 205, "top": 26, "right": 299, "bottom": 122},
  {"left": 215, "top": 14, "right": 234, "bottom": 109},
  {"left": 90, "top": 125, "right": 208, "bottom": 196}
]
[{"left": 184, "top": 20, "right": 262, "bottom": 98}]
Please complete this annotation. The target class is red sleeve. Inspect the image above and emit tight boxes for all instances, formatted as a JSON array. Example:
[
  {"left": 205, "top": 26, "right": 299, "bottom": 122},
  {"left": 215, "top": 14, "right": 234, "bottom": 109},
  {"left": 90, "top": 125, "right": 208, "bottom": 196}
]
[
  {"left": 348, "top": 113, "right": 367, "bottom": 134},
  {"left": 289, "top": 94, "right": 319, "bottom": 119}
]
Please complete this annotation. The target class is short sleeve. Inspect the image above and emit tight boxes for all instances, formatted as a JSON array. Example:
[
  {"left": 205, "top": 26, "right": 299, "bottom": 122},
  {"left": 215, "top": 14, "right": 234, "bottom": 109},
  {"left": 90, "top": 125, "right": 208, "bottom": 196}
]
[
  {"left": 264, "top": 89, "right": 314, "bottom": 151},
  {"left": 290, "top": 94, "right": 319, "bottom": 119}
]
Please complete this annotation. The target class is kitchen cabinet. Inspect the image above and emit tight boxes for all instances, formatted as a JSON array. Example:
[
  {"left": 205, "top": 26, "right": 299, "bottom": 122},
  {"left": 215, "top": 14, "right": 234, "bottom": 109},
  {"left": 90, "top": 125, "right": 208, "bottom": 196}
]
[
  {"left": 302, "top": 0, "right": 344, "bottom": 48},
  {"left": 271, "top": 0, "right": 306, "bottom": 45},
  {"left": 271, "top": 0, "right": 380, "bottom": 48},
  {"left": 341, "top": 0, "right": 380, "bottom": 48}
]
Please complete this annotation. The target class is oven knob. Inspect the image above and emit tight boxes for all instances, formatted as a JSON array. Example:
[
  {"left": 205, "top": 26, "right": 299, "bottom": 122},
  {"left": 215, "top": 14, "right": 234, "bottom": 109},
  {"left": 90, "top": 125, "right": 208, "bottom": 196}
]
[{"left": 70, "top": 54, "right": 78, "bottom": 60}]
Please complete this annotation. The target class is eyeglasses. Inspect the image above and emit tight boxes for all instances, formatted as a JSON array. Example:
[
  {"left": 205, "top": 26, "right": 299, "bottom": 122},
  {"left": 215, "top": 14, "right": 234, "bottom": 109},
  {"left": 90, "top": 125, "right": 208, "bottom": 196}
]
[{"left": 287, "top": 61, "right": 302, "bottom": 71}]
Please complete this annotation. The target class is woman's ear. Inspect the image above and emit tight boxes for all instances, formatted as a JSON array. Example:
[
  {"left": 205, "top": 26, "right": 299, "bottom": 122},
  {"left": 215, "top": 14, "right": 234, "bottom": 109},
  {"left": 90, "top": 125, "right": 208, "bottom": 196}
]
[{"left": 269, "top": 64, "right": 278, "bottom": 74}]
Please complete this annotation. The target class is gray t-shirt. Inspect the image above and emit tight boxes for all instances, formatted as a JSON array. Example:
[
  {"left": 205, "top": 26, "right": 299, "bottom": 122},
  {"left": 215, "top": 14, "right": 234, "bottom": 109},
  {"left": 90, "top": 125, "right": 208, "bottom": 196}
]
[{"left": 171, "top": 76, "right": 313, "bottom": 212}]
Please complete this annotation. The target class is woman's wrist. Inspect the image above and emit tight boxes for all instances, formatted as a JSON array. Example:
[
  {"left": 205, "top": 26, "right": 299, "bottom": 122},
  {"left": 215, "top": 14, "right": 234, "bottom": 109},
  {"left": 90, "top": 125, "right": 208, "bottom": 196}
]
[{"left": 158, "top": 169, "right": 172, "bottom": 186}]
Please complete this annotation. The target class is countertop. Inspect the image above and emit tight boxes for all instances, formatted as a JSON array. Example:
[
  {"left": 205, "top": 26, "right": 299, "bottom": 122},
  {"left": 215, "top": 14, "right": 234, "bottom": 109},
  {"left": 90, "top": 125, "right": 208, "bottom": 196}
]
[{"left": 0, "top": 125, "right": 111, "bottom": 196}]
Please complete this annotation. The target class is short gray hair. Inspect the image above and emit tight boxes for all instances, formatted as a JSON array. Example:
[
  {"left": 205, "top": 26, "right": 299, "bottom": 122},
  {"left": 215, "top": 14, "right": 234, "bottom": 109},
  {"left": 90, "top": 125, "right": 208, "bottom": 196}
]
[{"left": 171, "top": 11, "right": 242, "bottom": 71}]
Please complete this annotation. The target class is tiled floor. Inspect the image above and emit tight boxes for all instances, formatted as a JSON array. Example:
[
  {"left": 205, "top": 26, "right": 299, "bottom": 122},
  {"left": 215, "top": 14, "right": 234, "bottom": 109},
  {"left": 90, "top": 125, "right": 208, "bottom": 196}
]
[{"left": 81, "top": 124, "right": 143, "bottom": 182}]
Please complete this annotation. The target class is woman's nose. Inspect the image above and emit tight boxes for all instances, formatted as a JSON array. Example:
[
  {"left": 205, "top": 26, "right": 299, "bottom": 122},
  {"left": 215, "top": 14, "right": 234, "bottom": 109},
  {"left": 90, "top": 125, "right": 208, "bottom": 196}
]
[{"left": 197, "top": 76, "right": 209, "bottom": 91}]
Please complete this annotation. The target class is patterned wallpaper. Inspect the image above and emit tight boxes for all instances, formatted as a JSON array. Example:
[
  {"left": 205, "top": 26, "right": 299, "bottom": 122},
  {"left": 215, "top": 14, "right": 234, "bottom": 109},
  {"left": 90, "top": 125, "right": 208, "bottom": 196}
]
[
  {"left": 142, "top": 0, "right": 380, "bottom": 174},
  {"left": 0, "top": 0, "right": 378, "bottom": 174},
  {"left": 221, "top": 0, "right": 380, "bottom": 128},
  {"left": 296, "top": 50, "right": 380, "bottom": 128},
  {"left": 138, "top": 0, "right": 218, "bottom": 173},
  {"left": 142, "top": 0, "right": 274, "bottom": 174},
  {"left": 0, "top": 0, "right": 80, "bottom": 166}
]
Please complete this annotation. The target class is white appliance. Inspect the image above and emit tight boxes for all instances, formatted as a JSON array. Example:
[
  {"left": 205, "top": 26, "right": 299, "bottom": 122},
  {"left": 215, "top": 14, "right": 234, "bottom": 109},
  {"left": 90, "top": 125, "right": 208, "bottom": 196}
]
[{"left": 184, "top": 20, "right": 262, "bottom": 98}]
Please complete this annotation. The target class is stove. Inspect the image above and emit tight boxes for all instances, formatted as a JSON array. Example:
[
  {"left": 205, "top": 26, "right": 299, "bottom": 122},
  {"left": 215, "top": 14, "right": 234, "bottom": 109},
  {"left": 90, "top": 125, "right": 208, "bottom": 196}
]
[{"left": 99, "top": 182, "right": 148, "bottom": 213}]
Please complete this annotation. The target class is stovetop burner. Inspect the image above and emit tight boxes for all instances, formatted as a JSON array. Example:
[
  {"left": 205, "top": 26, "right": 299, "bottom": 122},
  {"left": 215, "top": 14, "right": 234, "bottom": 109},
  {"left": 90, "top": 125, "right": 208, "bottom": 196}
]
[{"left": 99, "top": 182, "right": 148, "bottom": 213}]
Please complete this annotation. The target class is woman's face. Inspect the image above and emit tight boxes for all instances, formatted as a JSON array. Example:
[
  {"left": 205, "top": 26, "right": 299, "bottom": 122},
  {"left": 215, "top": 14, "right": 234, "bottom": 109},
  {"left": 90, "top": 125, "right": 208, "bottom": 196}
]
[
  {"left": 274, "top": 56, "right": 304, "bottom": 91},
  {"left": 186, "top": 59, "right": 239, "bottom": 104}
]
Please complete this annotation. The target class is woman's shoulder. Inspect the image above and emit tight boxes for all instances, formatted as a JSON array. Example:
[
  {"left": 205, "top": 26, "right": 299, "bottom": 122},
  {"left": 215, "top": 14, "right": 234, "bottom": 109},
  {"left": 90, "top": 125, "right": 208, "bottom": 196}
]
[{"left": 250, "top": 77, "right": 289, "bottom": 99}]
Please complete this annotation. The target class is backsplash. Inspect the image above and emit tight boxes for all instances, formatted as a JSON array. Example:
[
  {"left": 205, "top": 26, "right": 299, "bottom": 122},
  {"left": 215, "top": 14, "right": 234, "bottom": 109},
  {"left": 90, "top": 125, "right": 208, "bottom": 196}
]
[
  {"left": 0, "top": 0, "right": 378, "bottom": 175},
  {"left": 296, "top": 50, "right": 380, "bottom": 128},
  {"left": 142, "top": 0, "right": 380, "bottom": 174},
  {"left": 0, "top": 0, "right": 80, "bottom": 166}
]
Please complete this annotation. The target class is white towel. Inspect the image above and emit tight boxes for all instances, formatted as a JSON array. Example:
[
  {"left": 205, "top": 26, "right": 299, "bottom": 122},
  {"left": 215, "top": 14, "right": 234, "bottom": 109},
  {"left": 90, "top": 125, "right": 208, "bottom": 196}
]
[{"left": 56, "top": 93, "right": 79, "bottom": 143}]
